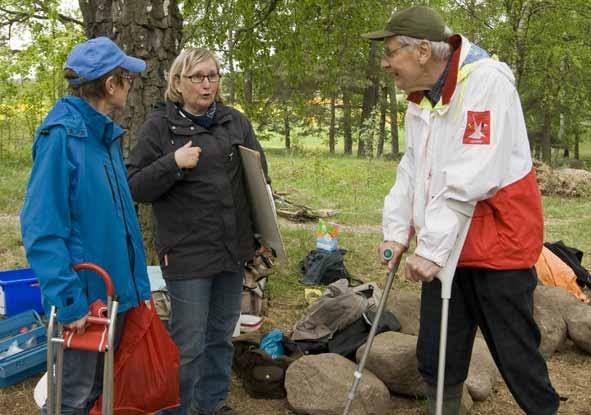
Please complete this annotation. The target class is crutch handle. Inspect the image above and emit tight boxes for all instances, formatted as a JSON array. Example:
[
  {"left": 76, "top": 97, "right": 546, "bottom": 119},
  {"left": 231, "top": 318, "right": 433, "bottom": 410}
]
[{"left": 73, "top": 262, "right": 115, "bottom": 297}]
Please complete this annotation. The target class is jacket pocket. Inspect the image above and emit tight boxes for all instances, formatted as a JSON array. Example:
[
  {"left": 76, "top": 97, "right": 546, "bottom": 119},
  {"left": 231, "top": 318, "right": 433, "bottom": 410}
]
[{"left": 460, "top": 201, "right": 499, "bottom": 263}]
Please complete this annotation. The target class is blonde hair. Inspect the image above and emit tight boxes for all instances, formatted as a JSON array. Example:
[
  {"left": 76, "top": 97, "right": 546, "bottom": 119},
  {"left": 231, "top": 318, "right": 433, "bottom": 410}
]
[{"left": 165, "top": 48, "right": 221, "bottom": 104}]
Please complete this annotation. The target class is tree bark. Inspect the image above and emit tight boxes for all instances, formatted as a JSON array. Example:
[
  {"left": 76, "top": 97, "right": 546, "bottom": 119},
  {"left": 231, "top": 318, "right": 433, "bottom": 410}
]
[
  {"left": 78, "top": 0, "right": 182, "bottom": 156},
  {"left": 388, "top": 84, "right": 399, "bottom": 157},
  {"left": 575, "top": 130, "right": 580, "bottom": 160},
  {"left": 284, "top": 106, "right": 290, "bottom": 150},
  {"left": 342, "top": 89, "right": 352, "bottom": 154},
  {"left": 377, "top": 85, "right": 387, "bottom": 158},
  {"left": 329, "top": 93, "right": 336, "bottom": 154},
  {"left": 357, "top": 41, "right": 379, "bottom": 158},
  {"left": 244, "top": 69, "right": 253, "bottom": 116},
  {"left": 542, "top": 109, "right": 552, "bottom": 164}
]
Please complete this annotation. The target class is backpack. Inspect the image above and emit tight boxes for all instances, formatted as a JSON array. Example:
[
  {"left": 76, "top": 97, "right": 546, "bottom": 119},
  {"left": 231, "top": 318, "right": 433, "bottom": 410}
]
[
  {"left": 232, "top": 334, "right": 293, "bottom": 399},
  {"left": 299, "top": 248, "right": 351, "bottom": 285}
]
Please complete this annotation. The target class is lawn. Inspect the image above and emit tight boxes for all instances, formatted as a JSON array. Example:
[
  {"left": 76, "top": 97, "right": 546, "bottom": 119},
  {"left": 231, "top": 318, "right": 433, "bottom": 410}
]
[{"left": 0, "top": 145, "right": 590, "bottom": 414}]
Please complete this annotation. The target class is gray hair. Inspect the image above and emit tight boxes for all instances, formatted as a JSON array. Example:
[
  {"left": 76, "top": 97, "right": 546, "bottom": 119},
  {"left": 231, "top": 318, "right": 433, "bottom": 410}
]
[{"left": 395, "top": 26, "right": 453, "bottom": 61}]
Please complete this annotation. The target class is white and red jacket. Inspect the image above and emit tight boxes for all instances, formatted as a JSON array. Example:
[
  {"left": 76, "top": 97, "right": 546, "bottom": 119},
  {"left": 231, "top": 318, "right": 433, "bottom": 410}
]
[{"left": 383, "top": 35, "right": 543, "bottom": 270}]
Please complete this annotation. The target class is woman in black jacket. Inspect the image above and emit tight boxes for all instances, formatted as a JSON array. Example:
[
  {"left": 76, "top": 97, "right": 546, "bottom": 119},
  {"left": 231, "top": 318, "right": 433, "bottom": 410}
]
[{"left": 127, "top": 48, "right": 269, "bottom": 415}]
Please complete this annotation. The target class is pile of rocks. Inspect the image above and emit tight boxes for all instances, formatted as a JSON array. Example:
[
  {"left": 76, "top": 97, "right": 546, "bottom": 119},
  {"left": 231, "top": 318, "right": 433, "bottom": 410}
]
[{"left": 284, "top": 285, "right": 591, "bottom": 415}]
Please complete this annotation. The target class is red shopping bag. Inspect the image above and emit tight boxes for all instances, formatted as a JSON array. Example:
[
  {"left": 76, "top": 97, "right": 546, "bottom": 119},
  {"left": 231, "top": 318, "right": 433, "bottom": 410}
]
[{"left": 91, "top": 300, "right": 180, "bottom": 414}]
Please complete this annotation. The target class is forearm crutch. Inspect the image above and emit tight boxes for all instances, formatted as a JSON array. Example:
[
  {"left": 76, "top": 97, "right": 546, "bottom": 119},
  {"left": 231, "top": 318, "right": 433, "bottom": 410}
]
[
  {"left": 46, "top": 262, "right": 119, "bottom": 415},
  {"left": 343, "top": 250, "right": 402, "bottom": 415},
  {"left": 434, "top": 200, "right": 474, "bottom": 415}
]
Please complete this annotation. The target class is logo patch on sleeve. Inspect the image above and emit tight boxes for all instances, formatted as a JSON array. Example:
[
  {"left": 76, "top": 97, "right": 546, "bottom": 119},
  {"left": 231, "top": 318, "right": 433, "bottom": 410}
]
[{"left": 463, "top": 110, "right": 490, "bottom": 145}]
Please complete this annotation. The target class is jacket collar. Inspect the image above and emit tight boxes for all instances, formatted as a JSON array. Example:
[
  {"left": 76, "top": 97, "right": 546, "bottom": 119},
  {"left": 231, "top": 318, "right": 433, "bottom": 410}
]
[
  {"left": 41, "top": 96, "right": 125, "bottom": 144},
  {"left": 165, "top": 101, "right": 232, "bottom": 135}
]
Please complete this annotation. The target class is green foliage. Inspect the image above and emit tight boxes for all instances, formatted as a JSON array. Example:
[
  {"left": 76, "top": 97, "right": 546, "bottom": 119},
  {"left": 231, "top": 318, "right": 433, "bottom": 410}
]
[{"left": 0, "top": 0, "right": 84, "bottom": 160}]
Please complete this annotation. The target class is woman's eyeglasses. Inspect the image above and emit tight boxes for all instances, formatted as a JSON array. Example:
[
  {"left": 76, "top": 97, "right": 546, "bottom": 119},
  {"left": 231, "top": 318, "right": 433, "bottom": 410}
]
[{"left": 183, "top": 73, "right": 221, "bottom": 84}]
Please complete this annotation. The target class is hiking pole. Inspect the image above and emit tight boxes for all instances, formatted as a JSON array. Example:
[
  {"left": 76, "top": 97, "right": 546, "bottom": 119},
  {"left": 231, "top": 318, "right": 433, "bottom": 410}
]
[
  {"left": 434, "top": 200, "right": 474, "bottom": 415},
  {"left": 342, "top": 249, "right": 401, "bottom": 415}
]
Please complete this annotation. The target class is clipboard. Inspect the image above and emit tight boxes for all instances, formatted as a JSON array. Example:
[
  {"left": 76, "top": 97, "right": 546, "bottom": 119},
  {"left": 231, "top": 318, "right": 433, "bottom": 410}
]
[{"left": 239, "top": 146, "right": 286, "bottom": 258}]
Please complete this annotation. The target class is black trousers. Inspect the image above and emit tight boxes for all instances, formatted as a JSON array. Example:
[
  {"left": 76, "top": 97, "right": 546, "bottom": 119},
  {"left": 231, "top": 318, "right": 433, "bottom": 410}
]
[{"left": 417, "top": 267, "right": 559, "bottom": 415}]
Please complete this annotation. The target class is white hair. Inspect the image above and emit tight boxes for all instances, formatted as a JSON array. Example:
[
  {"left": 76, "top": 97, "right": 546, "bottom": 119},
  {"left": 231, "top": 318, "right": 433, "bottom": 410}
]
[{"left": 395, "top": 26, "right": 453, "bottom": 61}]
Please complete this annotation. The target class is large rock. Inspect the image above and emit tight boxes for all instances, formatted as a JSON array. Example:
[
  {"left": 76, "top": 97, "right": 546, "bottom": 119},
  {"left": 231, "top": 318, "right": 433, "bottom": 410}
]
[
  {"left": 534, "top": 285, "right": 580, "bottom": 317},
  {"left": 534, "top": 301, "right": 568, "bottom": 358},
  {"left": 285, "top": 353, "right": 391, "bottom": 415},
  {"left": 465, "top": 338, "right": 499, "bottom": 401},
  {"left": 388, "top": 290, "right": 421, "bottom": 336},
  {"left": 461, "top": 384, "right": 474, "bottom": 415},
  {"left": 565, "top": 302, "right": 591, "bottom": 354},
  {"left": 534, "top": 285, "right": 577, "bottom": 357},
  {"left": 356, "top": 331, "right": 426, "bottom": 398}
]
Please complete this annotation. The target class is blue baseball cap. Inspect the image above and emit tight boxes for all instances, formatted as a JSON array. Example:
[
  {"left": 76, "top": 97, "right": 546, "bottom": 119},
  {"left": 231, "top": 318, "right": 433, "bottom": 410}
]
[{"left": 64, "top": 37, "right": 146, "bottom": 85}]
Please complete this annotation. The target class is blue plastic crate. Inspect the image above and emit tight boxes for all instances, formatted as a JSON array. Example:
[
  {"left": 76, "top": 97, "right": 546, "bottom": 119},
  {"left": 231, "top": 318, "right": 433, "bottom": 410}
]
[
  {"left": 0, "top": 309, "right": 47, "bottom": 388},
  {"left": 0, "top": 268, "right": 44, "bottom": 316}
]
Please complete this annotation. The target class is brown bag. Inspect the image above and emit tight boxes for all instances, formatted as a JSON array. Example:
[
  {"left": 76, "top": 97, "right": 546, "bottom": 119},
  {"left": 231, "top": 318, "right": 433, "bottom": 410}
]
[{"left": 241, "top": 278, "right": 266, "bottom": 316}]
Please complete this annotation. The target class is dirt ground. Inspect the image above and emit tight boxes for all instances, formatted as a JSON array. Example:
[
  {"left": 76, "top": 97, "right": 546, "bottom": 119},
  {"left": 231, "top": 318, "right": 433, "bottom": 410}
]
[{"left": 1, "top": 333, "right": 590, "bottom": 415}]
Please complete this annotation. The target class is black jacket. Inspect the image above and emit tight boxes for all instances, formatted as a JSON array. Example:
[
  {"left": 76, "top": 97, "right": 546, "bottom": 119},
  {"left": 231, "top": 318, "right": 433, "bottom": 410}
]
[{"left": 127, "top": 101, "right": 270, "bottom": 279}]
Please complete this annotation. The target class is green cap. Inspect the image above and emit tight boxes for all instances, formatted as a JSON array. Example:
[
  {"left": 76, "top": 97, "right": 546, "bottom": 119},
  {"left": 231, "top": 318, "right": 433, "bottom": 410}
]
[{"left": 362, "top": 6, "right": 447, "bottom": 41}]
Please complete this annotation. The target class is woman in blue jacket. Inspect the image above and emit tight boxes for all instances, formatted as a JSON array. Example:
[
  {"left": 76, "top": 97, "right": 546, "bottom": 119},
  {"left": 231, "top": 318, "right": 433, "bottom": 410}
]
[{"left": 20, "top": 37, "right": 151, "bottom": 414}]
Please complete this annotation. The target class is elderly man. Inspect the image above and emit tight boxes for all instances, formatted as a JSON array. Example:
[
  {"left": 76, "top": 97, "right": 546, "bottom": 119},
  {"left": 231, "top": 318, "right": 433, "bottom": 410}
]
[{"left": 363, "top": 6, "right": 559, "bottom": 415}]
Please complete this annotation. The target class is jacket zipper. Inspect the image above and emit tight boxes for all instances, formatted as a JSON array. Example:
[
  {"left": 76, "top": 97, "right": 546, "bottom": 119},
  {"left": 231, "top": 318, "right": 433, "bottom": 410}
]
[
  {"left": 103, "top": 165, "right": 117, "bottom": 204},
  {"left": 106, "top": 151, "right": 141, "bottom": 305}
]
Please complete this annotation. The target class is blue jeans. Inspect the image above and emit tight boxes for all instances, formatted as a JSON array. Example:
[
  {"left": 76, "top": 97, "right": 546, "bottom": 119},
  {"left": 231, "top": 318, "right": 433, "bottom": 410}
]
[{"left": 161, "top": 270, "right": 243, "bottom": 415}]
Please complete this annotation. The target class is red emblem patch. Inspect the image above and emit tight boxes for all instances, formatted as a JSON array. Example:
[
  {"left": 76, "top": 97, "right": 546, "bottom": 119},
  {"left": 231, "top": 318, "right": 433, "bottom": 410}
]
[{"left": 463, "top": 111, "right": 491, "bottom": 145}]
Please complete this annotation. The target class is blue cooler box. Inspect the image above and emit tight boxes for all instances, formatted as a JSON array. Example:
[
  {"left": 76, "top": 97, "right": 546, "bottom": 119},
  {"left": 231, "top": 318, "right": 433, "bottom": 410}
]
[
  {"left": 0, "top": 309, "right": 47, "bottom": 388},
  {"left": 0, "top": 268, "right": 44, "bottom": 317}
]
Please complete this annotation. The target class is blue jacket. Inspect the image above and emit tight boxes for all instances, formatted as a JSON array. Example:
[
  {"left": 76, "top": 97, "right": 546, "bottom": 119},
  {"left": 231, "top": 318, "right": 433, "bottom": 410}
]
[{"left": 20, "top": 96, "right": 151, "bottom": 324}]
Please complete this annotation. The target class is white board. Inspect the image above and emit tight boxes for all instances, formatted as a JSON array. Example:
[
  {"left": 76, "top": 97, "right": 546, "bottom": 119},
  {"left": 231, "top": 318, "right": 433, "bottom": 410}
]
[{"left": 239, "top": 146, "right": 286, "bottom": 258}]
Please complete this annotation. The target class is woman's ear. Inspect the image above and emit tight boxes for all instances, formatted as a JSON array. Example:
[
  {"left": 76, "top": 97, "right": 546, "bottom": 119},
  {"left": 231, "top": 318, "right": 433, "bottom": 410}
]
[
  {"left": 104, "top": 75, "right": 116, "bottom": 96},
  {"left": 173, "top": 75, "right": 182, "bottom": 95}
]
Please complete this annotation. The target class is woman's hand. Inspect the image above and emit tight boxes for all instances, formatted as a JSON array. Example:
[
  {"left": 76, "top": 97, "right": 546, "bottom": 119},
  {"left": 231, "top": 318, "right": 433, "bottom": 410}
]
[
  {"left": 174, "top": 141, "right": 202, "bottom": 169},
  {"left": 64, "top": 314, "right": 89, "bottom": 334}
]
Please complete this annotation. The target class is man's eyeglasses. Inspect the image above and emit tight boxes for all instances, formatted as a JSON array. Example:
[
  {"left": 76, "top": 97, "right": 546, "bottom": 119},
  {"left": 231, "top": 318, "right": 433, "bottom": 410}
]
[
  {"left": 183, "top": 73, "right": 221, "bottom": 84},
  {"left": 384, "top": 44, "right": 409, "bottom": 59}
]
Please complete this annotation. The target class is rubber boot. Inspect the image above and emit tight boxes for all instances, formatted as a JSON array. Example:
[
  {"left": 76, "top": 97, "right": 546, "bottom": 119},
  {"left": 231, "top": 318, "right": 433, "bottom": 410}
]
[{"left": 425, "top": 383, "right": 464, "bottom": 415}]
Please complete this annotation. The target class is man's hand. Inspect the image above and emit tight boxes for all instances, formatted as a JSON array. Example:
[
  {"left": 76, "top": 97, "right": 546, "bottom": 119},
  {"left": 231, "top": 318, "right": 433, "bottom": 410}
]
[
  {"left": 64, "top": 314, "right": 89, "bottom": 335},
  {"left": 174, "top": 141, "right": 202, "bottom": 169},
  {"left": 404, "top": 254, "right": 441, "bottom": 282},
  {"left": 378, "top": 241, "right": 407, "bottom": 272}
]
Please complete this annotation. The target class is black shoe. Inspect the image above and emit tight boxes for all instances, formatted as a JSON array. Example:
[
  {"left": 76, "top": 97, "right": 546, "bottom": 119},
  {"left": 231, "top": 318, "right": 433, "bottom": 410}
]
[{"left": 215, "top": 405, "right": 240, "bottom": 415}]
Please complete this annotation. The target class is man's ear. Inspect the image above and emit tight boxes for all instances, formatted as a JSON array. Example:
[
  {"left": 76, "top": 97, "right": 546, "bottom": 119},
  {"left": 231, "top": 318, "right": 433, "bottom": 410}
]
[{"left": 417, "top": 40, "right": 432, "bottom": 65}]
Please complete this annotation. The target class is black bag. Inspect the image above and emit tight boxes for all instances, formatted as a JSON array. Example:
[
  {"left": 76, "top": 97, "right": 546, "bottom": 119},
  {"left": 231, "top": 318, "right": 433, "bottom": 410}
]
[
  {"left": 299, "top": 248, "right": 351, "bottom": 285},
  {"left": 232, "top": 336, "right": 293, "bottom": 399},
  {"left": 545, "top": 241, "right": 591, "bottom": 289}
]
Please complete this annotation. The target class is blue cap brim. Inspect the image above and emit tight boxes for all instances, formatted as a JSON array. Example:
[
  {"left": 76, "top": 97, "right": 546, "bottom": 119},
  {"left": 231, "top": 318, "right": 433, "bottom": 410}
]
[{"left": 120, "top": 55, "right": 146, "bottom": 73}]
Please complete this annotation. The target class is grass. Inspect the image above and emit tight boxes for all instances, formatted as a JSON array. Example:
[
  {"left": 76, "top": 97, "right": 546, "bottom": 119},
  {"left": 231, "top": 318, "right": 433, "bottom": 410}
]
[{"left": 1, "top": 141, "right": 591, "bottom": 414}]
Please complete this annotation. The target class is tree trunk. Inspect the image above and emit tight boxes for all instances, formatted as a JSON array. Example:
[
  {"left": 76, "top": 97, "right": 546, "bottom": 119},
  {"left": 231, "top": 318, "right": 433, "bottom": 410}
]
[
  {"left": 78, "top": 0, "right": 182, "bottom": 265},
  {"left": 377, "top": 85, "right": 387, "bottom": 158},
  {"left": 388, "top": 84, "right": 399, "bottom": 157},
  {"left": 78, "top": 0, "right": 182, "bottom": 156},
  {"left": 329, "top": 93, "right": 336, "bottom": 154},
  {"left": 244, "top": 69, "right": 253, "bottom": 116},
  {"left": 542, "top": 109, "right": 552, "bottom": 164},
  {"left": 284, "top": 106, "right": 290, "bottom": 150},
  {"left": 343, "top": 89, "right": 352, "bottom": 154},
  {"left": 575, "top": 130, "right": 580, "bottom": 160},
  {"left": 357, "top": 41, "right": 379, "bottom": 158}
]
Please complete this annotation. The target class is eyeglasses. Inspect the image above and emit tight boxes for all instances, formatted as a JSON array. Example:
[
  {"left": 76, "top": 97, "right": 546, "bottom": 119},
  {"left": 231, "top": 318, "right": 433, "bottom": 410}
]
[
  {"left": 384, "top": 44, "right": 409, "bottom": 59},
  {"left": 119, "top": 74, "right": 136, "bottom": 84},
  {"left": 183, "top": 73, "right": 221, "bottom": 84}
]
